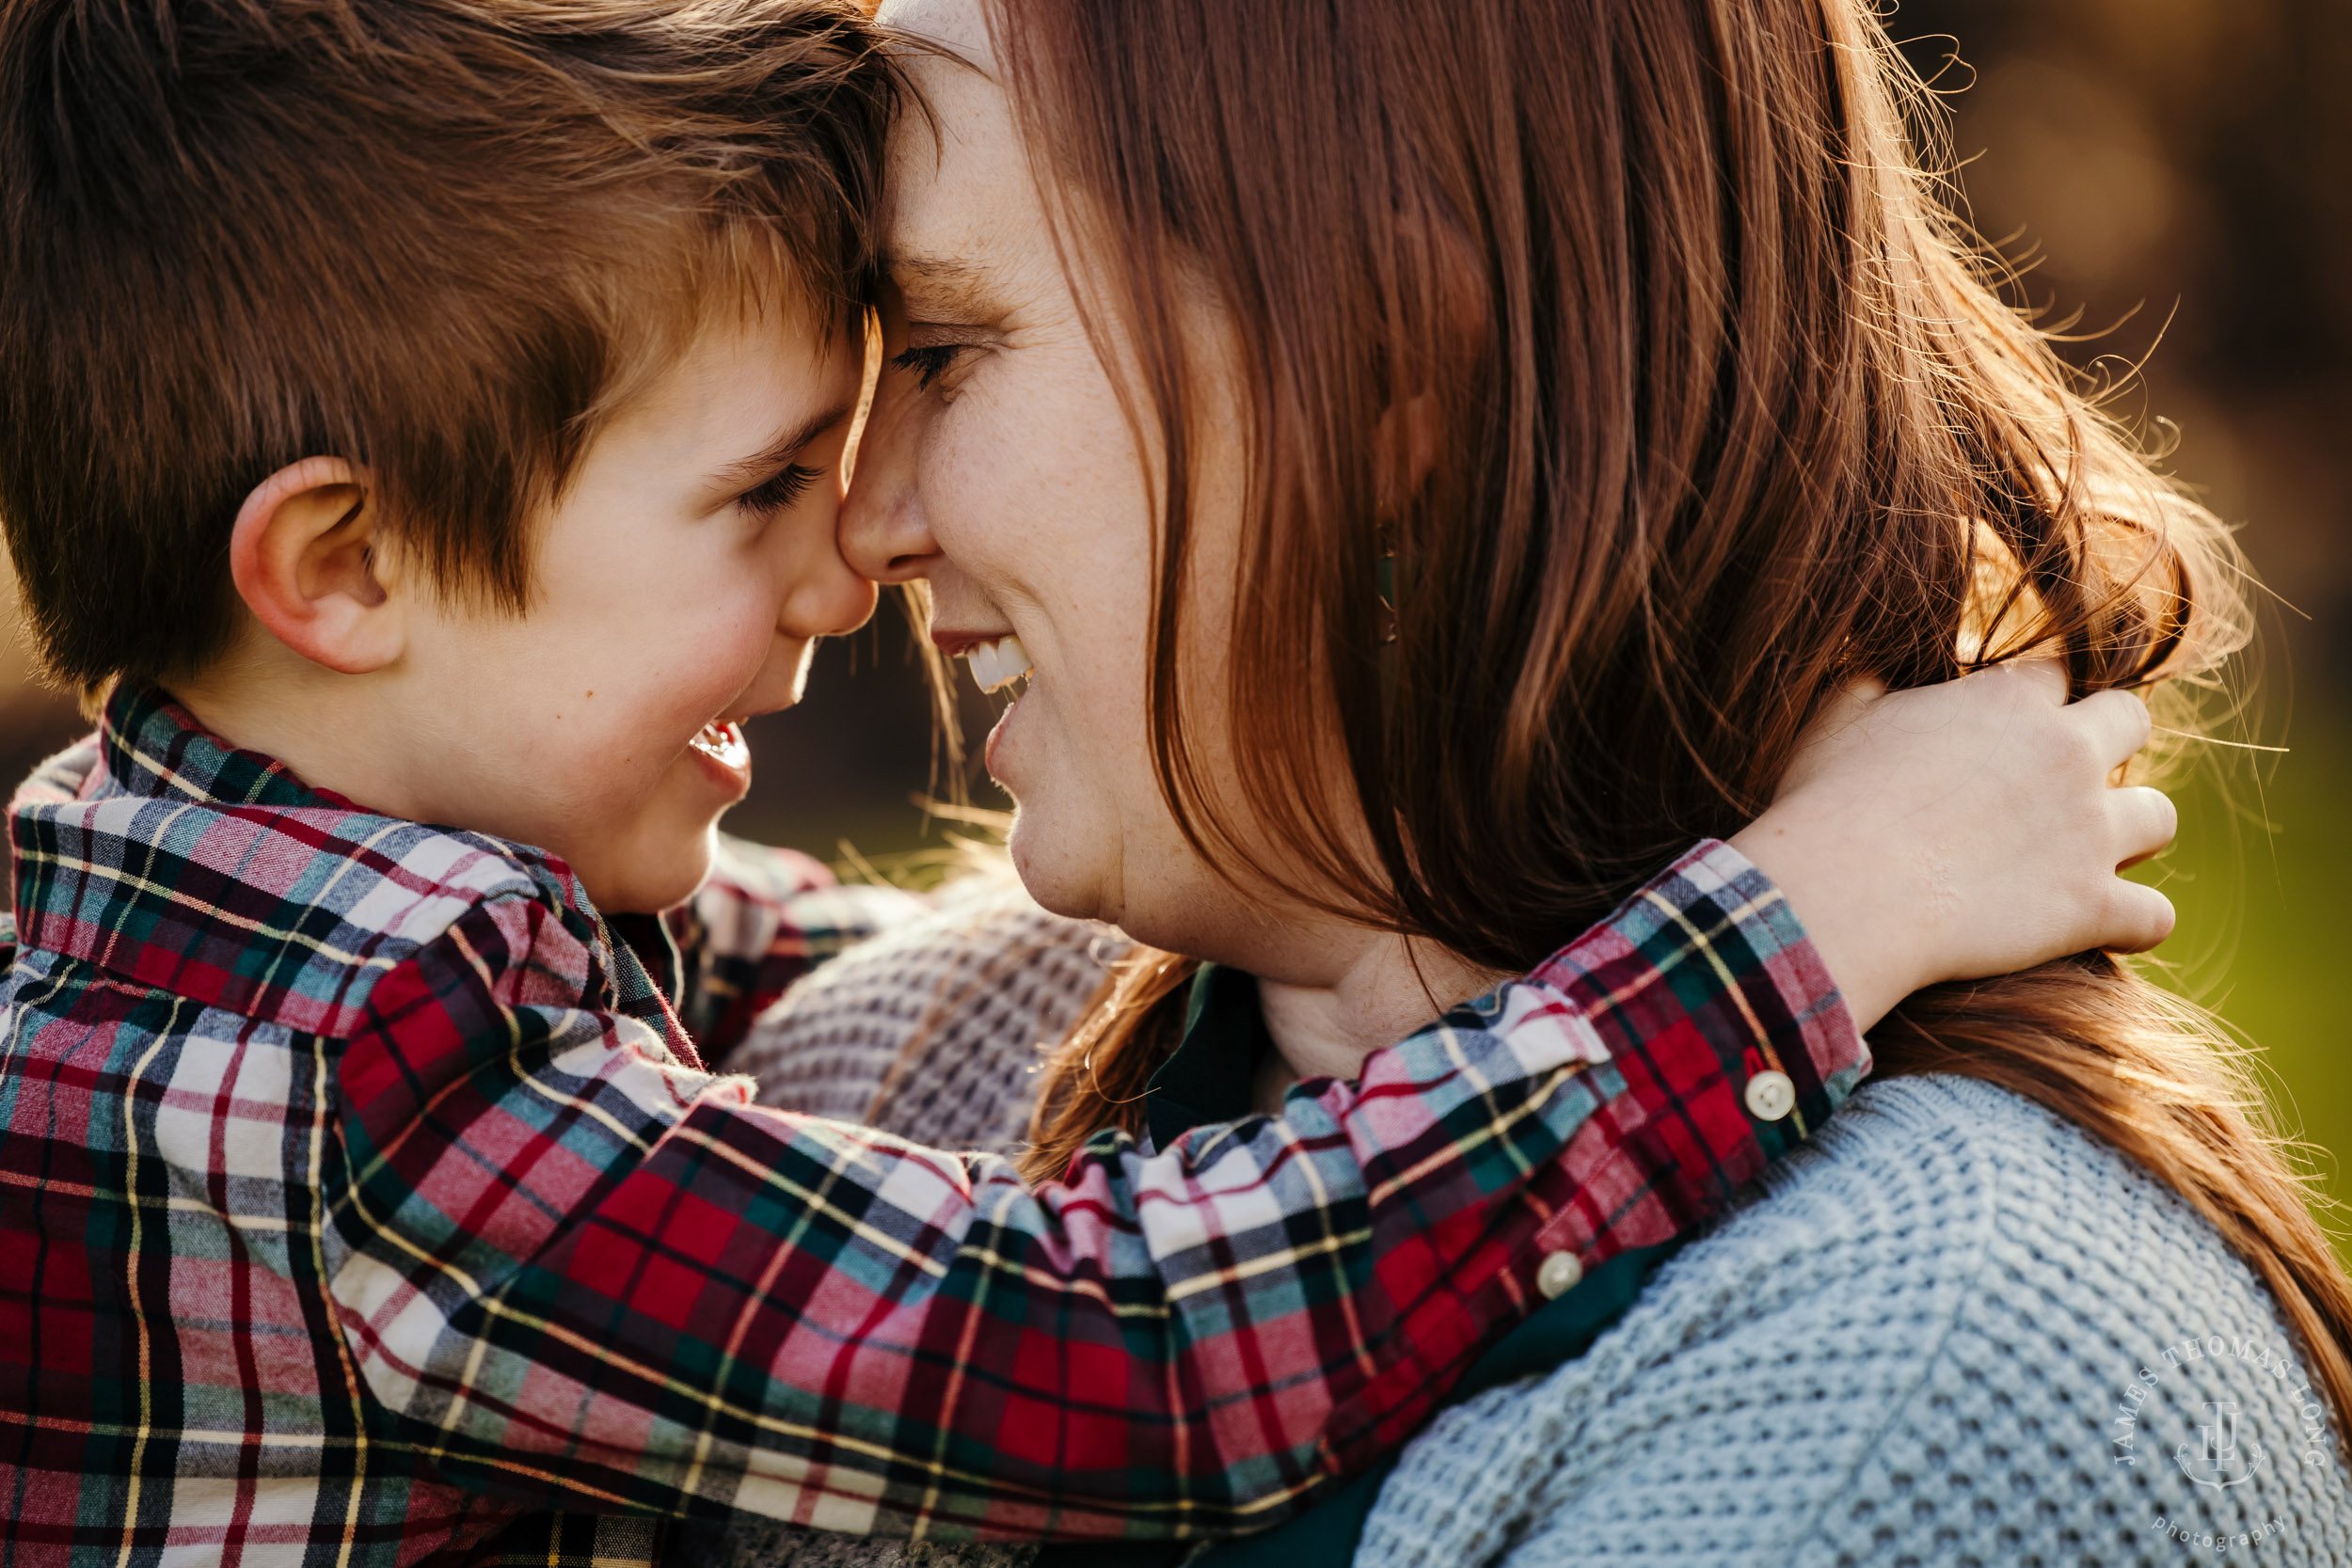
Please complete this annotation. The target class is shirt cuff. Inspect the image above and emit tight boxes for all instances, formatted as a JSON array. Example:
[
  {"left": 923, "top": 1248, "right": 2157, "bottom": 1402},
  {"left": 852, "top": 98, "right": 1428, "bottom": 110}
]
[{"left": 1530, "top": 837, "right": 1870, "bottom": 1169}]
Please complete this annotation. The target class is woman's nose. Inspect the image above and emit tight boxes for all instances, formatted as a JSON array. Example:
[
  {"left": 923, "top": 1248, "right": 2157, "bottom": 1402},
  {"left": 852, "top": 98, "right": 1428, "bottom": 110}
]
[{"left": 838, "top": 364, "right": 941, "bottom": 584}]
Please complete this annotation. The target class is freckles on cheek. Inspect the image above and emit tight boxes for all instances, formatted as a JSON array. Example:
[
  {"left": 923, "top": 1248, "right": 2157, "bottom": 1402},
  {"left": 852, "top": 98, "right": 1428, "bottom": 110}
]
[
  {"left": 926, "top": 403, "right": 1031, "bottom": 531},
  {"left": 553, "top": 662, "right": 742, "bottom": 775}
]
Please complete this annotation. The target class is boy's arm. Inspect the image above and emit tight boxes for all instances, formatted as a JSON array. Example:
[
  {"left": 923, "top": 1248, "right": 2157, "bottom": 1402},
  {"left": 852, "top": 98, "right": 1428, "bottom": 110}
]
[{"left": 324, "top": 841, "right": 1856, "bottom": 1543}]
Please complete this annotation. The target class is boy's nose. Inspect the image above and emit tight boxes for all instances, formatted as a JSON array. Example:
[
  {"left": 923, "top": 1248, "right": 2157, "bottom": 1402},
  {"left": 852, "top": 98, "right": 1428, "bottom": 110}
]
[
  {"left": 780, "top": 549, "right": 877, "bottom": 640},
  {"left": 838, "top": 362, "right": 941, "bottom": 585},
  {"left": 771, "top": 457, "right": 878, "bottom": 640}
]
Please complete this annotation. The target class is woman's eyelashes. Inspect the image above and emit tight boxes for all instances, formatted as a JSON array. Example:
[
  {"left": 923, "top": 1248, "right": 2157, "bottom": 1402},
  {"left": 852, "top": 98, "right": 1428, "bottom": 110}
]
[
  {"left": 890, "top": 342, "right": 965, "bottom": 390},
  {"left": 737, "top": 463, "right": 823, "bottom": 519}
]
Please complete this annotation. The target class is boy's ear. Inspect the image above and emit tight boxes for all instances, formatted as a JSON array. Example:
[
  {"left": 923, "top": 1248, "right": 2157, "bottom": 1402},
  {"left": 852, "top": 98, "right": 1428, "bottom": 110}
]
[{"left": 229, "top": 456, "right": 405, "bottom": 674}]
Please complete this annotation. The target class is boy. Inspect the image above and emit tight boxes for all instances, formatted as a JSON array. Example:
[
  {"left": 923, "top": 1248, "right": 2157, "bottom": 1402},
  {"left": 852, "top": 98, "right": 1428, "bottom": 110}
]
[{"left": 0, "top": 0, "right": 2145, "bottom": 1563}]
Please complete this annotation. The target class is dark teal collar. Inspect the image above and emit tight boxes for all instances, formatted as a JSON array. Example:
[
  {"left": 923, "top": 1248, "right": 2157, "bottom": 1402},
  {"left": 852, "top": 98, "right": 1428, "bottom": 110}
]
[{"left": 1144, "top": 963, "right": 1275, "bottom": 1152}]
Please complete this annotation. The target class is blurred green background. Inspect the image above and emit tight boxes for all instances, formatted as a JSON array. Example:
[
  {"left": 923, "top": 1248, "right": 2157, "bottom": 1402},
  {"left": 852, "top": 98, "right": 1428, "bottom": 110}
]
[
  {"left": 1886, "top": 0, "right": 2352, "bottom": 1249},
  {"left": 0, "top": 3, "right": 2340, "bottom": 1236}
]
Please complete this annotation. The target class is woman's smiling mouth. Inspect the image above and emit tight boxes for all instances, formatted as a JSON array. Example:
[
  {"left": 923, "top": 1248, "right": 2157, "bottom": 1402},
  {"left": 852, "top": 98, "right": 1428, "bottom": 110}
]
[
  {"left": 963, "top": 634, "right": 1033, "bottom": 694},
  {"left": 932, "top": 633, "right": 1036, "bottom": 779}
]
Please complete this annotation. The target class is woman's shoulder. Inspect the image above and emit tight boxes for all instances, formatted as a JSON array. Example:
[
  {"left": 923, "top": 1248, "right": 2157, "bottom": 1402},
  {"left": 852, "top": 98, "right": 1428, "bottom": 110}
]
[
  {"left": 1358, "top": 1073, "right": 2352, "bottom": 1568},
  {"left": 1733, "top": 1069, "right": 2228, "bottom": 1296},
  {"left": 718, "top": 869, "right": 1121, "bottom": 1152}
]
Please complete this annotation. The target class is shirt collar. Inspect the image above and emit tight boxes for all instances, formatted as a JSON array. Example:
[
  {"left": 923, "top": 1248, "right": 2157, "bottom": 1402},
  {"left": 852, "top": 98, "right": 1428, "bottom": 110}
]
[
  {"left": 97, "top": 683, "right": 332, "bottom": 811},
  {"left": 8, "top": 684, "right": 354, "bottom": 926},
  {"left": 1145, "top": 963, "right": 1525, "bottom": 1154},
  {"left": 6, "top": 684, "right": 668, "bottom": 1047},
  {"left": 1144, "top": 962, "right": 1278, "bottom": 1151}
]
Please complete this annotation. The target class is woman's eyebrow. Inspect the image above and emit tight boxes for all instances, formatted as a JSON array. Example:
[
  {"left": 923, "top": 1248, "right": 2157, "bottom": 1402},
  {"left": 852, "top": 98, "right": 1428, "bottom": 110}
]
[
  {"left": 715, "top": 400, "right": 853, "bottom": 486},
  {"left": 889, "top": 253, "right": 996, "bottom": 318}
]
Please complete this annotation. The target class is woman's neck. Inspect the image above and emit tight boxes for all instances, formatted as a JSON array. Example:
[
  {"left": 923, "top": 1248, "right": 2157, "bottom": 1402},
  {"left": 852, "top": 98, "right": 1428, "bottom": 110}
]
[{"left": 1249, "top": 933, "right": 1512, "bottom": 1111}]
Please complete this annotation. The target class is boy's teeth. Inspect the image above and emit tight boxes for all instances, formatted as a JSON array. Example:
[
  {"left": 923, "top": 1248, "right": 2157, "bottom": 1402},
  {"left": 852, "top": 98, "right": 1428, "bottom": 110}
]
[
  {"left": 689, "top": 720, "right": 749, "bottom": 768},
  {"left": 965, "top": 635, "right": 1034, "bottom": 695}
]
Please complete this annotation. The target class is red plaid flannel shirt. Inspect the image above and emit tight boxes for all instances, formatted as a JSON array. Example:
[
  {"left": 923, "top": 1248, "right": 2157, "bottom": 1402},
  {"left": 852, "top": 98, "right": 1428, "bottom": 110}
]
[{"left": 0, "top": 688, "right": 1866, "bottom": 1562}]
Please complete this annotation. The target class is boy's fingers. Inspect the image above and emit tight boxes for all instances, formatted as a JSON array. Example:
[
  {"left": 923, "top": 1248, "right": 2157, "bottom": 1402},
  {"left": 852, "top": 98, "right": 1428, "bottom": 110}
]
[
  {"left": 2100, "top": 879, "right": 2177, "bottom": 954},
  {"left": 2109, "top": 784, "right": 2178, "bottom": 869},
  {"left": 1810, "top": 673, "right": 1886, "bottom": 736},
  {"left": 2009, "top": 658, "right": 2070, "bottom": 705},
  {"left": 2074, "top": 688, "right": 2154, "bottom": 769}
]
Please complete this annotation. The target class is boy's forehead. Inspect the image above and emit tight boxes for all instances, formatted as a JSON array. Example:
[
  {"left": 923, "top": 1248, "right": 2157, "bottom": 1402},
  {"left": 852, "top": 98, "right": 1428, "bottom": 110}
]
[{"left": 605, "top": 309, "right": 861, "bottom": 464}]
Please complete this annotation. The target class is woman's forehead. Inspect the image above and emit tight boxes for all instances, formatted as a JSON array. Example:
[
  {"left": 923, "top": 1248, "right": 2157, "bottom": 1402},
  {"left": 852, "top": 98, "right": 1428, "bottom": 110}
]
[
  {"left": 877, "top": 0, "right": 993, "bottom": 66},
  {"left": 880, "top": 18, "right": 1029, "bottom": 265}
]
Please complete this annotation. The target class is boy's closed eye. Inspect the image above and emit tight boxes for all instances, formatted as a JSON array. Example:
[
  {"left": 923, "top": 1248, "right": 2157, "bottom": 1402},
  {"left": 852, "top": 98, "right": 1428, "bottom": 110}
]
[
  {"left": 716, "top": 396, "right": 853, "bottom": 520},
  {"left": 737, "top": 462, "right": 824, "bottom": 518}
]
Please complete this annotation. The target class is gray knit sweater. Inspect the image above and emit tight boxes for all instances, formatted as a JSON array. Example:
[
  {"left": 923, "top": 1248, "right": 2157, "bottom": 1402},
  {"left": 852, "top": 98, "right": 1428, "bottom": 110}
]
[
  {"left": 1359, "top": 1071, "right": 2352, "bottom": 1566},
  {"left": 697, "top": 886, "right": 2352, "bottom": 1568}
]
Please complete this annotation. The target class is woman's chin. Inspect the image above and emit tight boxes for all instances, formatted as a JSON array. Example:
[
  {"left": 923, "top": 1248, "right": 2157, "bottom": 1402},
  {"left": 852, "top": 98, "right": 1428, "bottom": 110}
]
[{"left": 1006, "top": 807, "right": 1120, "bottom": 927}]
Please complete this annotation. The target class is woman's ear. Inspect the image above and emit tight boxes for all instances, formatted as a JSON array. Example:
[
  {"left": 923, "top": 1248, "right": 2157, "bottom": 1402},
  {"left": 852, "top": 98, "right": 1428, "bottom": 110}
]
[
  {"left": 1375, "top": 207, "right": 1487, "bottom": 514},
  {"left": 1374, "top": 393, "right": 1443, "bottom": 515},
  {"left": 228, "top": 456, "right": 405, "bottom": 674}
]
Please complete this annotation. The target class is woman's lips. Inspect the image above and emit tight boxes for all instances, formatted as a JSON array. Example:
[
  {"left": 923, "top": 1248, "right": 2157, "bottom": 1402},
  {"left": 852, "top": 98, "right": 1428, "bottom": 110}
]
[
  {"left": 984, "top": 694, "right": 1020, "bottom": 780},
  {"left": 957, "top": 636, "right": 1035, "bottom": 780}
]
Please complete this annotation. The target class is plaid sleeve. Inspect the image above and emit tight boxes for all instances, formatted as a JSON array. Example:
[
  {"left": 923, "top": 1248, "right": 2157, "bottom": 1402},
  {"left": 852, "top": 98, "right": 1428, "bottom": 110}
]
[
  {"left": 1451, "top": 837, "right": 1871, "bottom": 1274},
  {"left": 322, "top": 839, "right": 1859, "bottom": 1543}
]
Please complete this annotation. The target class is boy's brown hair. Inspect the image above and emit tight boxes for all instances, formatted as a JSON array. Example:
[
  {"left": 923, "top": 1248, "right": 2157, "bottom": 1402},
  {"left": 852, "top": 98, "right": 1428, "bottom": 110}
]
[{"left": 0, "top": 0, "right": 899, "bottom": 689}]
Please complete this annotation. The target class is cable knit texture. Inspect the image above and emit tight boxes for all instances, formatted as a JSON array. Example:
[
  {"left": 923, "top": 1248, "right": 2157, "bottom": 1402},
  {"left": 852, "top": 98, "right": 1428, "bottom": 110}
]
[
  {"left": 1357, "top": 1072, "right": 2352, "bottom": 1568},
  {"left": 717, "top": 873, "right": 1124, "bottom": 1154}
]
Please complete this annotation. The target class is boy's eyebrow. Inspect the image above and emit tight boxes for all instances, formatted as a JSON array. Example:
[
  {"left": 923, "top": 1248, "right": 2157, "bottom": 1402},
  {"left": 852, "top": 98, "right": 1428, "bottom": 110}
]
[{"left": 717, "top": 399, "right": 855, "bottom": 485}]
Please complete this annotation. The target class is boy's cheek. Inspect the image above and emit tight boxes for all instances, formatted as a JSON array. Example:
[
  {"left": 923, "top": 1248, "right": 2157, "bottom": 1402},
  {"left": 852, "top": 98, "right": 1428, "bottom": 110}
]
[{"left": 731, "top": 636, "right": 818, "bottom": 717}]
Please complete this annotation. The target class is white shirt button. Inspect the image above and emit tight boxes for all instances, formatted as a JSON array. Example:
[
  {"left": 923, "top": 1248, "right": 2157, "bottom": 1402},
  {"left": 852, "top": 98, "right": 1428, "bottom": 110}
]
[
  {"left": 1744, "top": 1069, "right": 1797, "bottom": 1122},
  {"left": 1536, "top": 1250, "right": 1583, "bottom": 1299}
]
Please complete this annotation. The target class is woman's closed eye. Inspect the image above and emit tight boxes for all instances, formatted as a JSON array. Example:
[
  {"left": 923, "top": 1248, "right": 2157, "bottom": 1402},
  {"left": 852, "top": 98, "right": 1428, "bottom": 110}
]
[
  {"left": 737, "top": 463, "right": 824, "bottom": 519},
  {"left": 890, "top": 342, "right": 965, "bottom": 390}
]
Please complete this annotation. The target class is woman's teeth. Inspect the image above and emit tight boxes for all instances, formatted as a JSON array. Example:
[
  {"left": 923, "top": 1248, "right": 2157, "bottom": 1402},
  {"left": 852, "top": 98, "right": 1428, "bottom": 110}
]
[
  {"left": 964, "top": 635, "right": 1034, "bottom": 695},
  {"left": 689, "top": 720, "right": 749, "bottom": 769}
]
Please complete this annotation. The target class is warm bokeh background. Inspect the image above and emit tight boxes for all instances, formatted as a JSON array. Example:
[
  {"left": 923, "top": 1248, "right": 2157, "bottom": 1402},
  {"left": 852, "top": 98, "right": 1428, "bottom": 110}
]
[{"left": 0, "top": 3, "right": 2340, "bottom": 1225}]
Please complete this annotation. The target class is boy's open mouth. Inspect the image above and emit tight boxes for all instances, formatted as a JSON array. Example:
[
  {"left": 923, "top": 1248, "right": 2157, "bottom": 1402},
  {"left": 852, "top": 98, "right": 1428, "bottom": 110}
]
[{"left": 688, "top": 720, "right": 749, "bottom": 770}]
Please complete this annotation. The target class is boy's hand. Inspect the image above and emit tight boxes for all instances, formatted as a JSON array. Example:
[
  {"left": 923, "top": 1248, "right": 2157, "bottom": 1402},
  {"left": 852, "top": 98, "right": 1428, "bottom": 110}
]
[{"left": 1729, "top": 661, "right": 2176, "bottom": 1033}]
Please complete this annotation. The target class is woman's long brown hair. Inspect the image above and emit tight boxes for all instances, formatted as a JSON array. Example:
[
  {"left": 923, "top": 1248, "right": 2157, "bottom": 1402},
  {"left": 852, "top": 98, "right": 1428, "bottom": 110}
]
[{"left": 985, "top": 0, "right": 2352, "bottom": 1424}]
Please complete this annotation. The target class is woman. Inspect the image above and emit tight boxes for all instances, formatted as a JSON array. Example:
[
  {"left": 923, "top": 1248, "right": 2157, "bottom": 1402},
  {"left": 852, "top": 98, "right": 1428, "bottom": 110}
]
[{"left": 754, "top": 0, "right": 2352, "bottom": 1560}]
